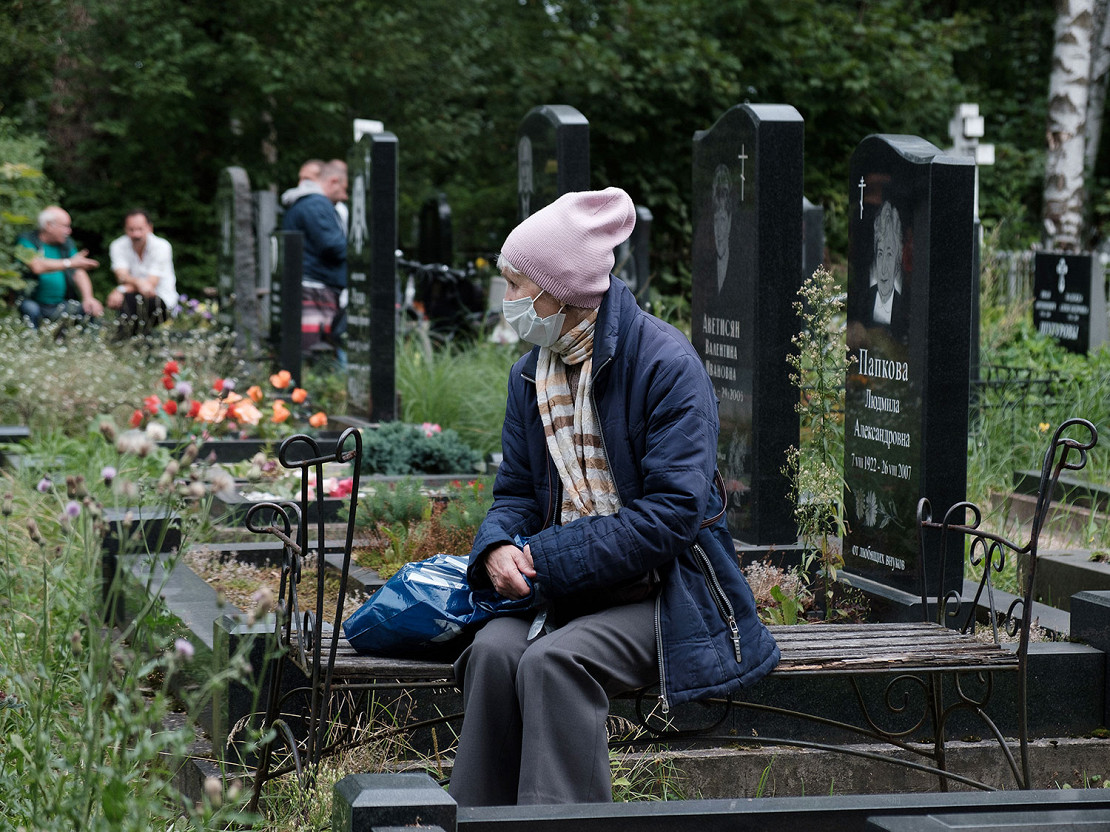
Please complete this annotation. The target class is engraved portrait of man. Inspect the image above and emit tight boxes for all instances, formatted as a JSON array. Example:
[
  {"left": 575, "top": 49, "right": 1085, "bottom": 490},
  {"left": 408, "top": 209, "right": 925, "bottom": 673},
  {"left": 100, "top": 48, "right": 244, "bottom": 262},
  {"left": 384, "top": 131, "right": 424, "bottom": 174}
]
[
  {"left": 518, "top": 136, "right": 534, "bottom": 220},
  {"left": 713, "top": 164, "right": 733, "bottom": 292}
]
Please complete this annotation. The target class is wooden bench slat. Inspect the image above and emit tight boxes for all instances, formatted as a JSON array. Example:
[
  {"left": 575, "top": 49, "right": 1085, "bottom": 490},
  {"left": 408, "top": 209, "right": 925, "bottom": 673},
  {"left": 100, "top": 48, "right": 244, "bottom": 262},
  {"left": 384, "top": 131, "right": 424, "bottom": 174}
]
[{"left": 289, "top": 619, "right": 1018, "bottom": 682}]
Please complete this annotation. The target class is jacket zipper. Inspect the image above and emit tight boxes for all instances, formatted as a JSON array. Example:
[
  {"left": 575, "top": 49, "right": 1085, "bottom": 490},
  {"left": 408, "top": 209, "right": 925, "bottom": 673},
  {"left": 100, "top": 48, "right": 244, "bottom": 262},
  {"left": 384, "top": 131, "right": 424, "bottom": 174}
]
[
  {"left": 654, "top": 591, "right": 669, "bottom": 713},
  {"left": 693, "top": 543, "right": 743, "bottom": 664}
]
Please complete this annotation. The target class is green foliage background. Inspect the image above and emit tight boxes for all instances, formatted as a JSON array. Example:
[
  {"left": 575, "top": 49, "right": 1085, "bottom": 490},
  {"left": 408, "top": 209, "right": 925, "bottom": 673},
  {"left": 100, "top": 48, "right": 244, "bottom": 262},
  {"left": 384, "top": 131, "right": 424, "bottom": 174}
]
[{"left": 0, "top": 0, "right": 1057, "bottom": 300}]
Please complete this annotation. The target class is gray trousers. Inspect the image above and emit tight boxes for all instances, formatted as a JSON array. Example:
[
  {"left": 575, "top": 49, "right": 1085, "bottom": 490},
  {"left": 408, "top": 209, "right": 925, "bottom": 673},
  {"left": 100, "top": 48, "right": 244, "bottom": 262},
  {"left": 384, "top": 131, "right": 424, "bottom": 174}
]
[{"left": 449, "top": 597, "right": 658, "bottom": 806}]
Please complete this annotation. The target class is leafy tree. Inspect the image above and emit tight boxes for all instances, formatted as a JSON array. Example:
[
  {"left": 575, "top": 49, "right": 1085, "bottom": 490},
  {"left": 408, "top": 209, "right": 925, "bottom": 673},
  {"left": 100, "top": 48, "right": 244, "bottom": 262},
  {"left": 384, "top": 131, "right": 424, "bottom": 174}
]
[
  {"left": 0, "top": 118, "right": 58, "bottom": 297},
  {"left": 0, "top": 0, "right": 1069, "bottom": 303}
]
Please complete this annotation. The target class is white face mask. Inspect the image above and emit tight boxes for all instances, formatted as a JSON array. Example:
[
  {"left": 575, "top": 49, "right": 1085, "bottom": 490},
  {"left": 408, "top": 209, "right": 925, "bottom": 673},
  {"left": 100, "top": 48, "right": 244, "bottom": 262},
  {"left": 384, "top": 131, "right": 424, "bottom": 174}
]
[{"left": 502, "top": 290, "right": 566, "bottom": 347}]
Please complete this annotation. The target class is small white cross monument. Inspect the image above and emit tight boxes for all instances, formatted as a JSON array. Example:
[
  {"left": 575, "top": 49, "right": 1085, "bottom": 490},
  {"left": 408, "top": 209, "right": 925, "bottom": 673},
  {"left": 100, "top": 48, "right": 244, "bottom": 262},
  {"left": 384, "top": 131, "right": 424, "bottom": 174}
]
[{"left": 948, "top": 103, "right": 994, "bottom": 222}]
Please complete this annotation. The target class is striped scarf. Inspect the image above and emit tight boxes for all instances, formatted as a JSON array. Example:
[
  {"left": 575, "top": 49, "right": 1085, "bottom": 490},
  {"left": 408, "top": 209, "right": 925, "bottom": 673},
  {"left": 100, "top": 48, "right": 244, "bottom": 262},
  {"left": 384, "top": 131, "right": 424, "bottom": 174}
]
[{"left": 535, "top": 311, "right": 621, "bottom": 522}]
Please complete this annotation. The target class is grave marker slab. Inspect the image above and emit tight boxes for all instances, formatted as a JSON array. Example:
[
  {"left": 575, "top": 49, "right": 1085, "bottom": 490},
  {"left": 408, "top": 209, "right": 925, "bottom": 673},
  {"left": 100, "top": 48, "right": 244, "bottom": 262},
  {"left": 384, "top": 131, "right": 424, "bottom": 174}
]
[
  {"left": 269, "top": 230, "right": 303, "bottom": 381},
  {"left": 216, "top": 167, "right": 261, "bottom": 355},
  {"left": 842, "top": 135, "right": 975, "bottom": 598},
  {"left": 802, "top": 196, "right": 825, "bottom": 280},
  {"left": 346, "top": 131, "right": 398, "bottom": 421},
  {"left": 417, "top": 193, "right": 453, "bottom": 267},
  {"left": 613, "top": 205, "right": 653, "bottom": 298},
  {"left": 517, "top": 104, "right": 589, "bottom": 220},
  {"left": 254, "top": 190, "right": 278, "bottom": 325},
  {"left": 691, "top": 103, "right": 803, "bottom": 546},
  {"left": 1032, "top": 251, "right": 1108, "bottom": 353}
]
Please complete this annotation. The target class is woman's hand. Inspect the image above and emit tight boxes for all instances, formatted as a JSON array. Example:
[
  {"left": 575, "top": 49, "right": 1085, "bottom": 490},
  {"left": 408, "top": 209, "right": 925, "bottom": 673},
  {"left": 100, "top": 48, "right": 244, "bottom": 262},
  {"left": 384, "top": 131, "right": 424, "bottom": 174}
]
[{"left": 484, "top": 543, "right": 536, "bottom": 600}]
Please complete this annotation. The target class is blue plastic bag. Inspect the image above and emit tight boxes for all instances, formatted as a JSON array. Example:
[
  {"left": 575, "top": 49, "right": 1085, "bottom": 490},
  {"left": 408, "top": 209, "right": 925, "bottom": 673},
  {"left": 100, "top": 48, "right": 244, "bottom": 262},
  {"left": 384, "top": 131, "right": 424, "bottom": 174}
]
[{"left": 343, "top": 553, "right": 533, "bottom": 656}]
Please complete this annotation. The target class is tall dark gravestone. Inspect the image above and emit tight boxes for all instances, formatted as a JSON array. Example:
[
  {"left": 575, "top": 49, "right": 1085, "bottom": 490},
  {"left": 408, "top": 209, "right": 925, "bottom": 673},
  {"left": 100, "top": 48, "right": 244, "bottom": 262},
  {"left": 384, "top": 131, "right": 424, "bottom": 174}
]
[
  {"left": 216, "top": 167, "right": 261, "bottom": 355},
  {"left": 269, "top": 230, "right": 303, "bottom": 381},
  {"left": 417, "top": 193, "right": 453, "bottom": 267},
  {"left": 1032, "top": 251, "right": 1108, "bottom": 353},
  {"left": 254, "top": 190, "right": 278, "bottom": 326},
  {"left": 517, "top": 105, "right": 589, "bottom": 220},
  {"left": 613, "top": 205, "right": 653, "bottom": 298},
  {"left": 691, "top": 104, "right": 803, "bottom": 546},
  {"left": 842, "top": 135, "right": 974, "bottom": 600},
  {"left": 346, "top": 131, "right": 399, "bottom": 421}
]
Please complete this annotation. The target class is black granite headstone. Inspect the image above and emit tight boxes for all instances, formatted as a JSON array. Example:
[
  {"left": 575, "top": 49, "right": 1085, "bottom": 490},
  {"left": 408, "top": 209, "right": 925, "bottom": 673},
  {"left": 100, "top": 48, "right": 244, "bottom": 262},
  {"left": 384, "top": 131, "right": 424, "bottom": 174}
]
[
  {"left": 346, "top": 131, "right": 398, "bottom": 421},
  {"left": 216, "top": 167, "right": 261, "bottom": 355},
  {"left": 1032, "top": 251, "right": 1108, "bottom": 354},
  {"left": 269, "top": 230, "right": 303, "bottom": 381},
  {"left": 802, "top": 196, "right": 825, "bottom": 280},
  {"left": 254, "top": 190, "right": 278, "bottom": 325},
  {"left": 517, "top": 104, "right": 590, "bottom": 220},
  {"left": 842, "top": 135, "right": 975, "bottom": 599},
  {"left": 417, "top": 193, "right": 453, "bottom": 267},
  {"left": 613, "top": 205, "right": 653, "bottom": 298},
  {"left": 691, "top": 104, "right": 803, "bottom": 546}
]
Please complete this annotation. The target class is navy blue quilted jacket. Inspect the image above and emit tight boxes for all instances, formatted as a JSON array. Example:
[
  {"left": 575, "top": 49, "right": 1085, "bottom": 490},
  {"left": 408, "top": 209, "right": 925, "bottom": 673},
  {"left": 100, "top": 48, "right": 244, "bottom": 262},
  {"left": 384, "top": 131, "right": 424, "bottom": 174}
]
[{"left": 468, "top": 278, "right": 780, "bottom": 709}]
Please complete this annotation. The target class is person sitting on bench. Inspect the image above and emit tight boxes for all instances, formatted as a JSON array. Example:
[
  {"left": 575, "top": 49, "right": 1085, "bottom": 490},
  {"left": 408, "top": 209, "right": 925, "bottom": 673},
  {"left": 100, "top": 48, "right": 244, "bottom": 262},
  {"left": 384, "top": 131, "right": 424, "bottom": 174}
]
[
  {"left": 107, "top": 209, "right": 177, "bottom": 336},
  {"left": 15, "top": 206, "right": 103, "bottom": 327},
  {"left": 449, "top": 187, "right": 780, "bottom": 806}
]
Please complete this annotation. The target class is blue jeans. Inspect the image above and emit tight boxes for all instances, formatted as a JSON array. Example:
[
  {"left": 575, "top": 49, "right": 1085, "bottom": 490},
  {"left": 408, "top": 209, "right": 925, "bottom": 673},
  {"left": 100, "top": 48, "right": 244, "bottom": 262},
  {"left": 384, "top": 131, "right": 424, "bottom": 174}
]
[{"left": 19, "top": 298, "right": 85, "bottom": 328}]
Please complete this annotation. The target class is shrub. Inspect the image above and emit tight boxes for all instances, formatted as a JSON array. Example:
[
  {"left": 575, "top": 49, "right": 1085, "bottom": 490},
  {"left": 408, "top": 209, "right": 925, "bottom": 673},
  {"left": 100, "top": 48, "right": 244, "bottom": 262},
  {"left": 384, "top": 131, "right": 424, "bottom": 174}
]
[{"left": 359, "top": 421, "right": 481, "bottom": 476}]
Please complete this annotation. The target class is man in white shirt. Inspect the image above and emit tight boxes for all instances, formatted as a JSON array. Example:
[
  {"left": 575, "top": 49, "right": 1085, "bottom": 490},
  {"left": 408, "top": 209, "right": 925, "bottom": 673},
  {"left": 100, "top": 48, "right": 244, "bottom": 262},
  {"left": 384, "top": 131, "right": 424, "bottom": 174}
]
[{"left": 107, "top": 210, "right": 178, "bottom": 335}]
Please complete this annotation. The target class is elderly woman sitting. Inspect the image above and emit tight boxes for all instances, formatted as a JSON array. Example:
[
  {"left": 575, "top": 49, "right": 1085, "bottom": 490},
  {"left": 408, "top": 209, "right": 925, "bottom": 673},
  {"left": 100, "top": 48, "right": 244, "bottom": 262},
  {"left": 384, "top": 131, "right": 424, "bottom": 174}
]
[{"left": 448, "top": 187, "right": 780, "bottom": 806}]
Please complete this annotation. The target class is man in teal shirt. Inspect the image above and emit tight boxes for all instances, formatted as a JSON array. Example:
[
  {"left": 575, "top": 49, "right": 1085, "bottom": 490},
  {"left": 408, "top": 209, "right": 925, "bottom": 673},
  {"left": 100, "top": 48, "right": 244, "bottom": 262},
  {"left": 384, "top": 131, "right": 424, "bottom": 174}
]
[{"left": 16, "top": 206, "right": 103, "bottom": 326}]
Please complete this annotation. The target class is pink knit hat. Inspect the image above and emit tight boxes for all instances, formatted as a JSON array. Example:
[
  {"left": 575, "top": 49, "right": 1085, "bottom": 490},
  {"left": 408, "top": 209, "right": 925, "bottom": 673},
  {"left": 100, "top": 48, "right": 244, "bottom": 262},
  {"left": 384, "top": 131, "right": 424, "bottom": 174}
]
[{"left": 501, "top": 187, "right": 636, "bottom": 308}]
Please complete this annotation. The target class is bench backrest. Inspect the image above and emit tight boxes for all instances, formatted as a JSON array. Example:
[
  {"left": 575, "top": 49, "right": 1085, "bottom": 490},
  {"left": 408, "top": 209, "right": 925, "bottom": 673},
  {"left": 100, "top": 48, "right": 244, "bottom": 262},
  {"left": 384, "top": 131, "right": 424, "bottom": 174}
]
[{"left": 916, "top": 417, "right": 1097, "bottom": 658}]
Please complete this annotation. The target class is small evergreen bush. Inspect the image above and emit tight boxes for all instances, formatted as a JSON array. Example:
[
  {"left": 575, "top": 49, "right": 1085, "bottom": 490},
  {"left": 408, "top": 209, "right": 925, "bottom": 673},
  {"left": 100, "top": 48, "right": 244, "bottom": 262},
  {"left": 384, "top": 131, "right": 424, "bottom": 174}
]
[{"left": 359, "top": 421, "right": 481, "bottom": 476}]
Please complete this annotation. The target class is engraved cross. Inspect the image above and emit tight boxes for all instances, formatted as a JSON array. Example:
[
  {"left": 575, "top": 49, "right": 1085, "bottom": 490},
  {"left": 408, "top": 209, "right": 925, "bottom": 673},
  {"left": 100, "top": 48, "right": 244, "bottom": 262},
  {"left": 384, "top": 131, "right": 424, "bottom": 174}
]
[{"left": 738, "top": 145, "right": 748, "bottom": 202}]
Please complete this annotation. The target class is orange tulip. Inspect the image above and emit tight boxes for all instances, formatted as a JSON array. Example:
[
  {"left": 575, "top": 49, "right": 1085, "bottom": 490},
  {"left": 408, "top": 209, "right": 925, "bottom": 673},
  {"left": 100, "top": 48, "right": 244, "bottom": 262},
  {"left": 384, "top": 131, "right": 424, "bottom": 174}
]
[
  {"left": 271, "top": 401, "right": 291, "bottom": 424},
  {"left": 247, "top": 385, "right": 263, "bottom": 403},
  {"left": 291, "top": 387, "right": 307, "bottom": 404},
  {"left": 270, "top": 370, "right": 292, "bottom": 389},
  {"left": 309, "top": 411, "right": 328, "bottom": 429}
]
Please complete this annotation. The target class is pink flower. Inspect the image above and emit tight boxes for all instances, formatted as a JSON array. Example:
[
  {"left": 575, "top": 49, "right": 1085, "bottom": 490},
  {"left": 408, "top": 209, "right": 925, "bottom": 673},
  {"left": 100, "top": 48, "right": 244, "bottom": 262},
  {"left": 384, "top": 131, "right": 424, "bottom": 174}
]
[
  {"left": 174, "top": 638, "right": 195, "bottom": 660},
  {"left": 421, "top": 422, "right": 442, "bottom": 438},
  {"left": 324, "top": 477, "right": 354, "bottom": 499}
]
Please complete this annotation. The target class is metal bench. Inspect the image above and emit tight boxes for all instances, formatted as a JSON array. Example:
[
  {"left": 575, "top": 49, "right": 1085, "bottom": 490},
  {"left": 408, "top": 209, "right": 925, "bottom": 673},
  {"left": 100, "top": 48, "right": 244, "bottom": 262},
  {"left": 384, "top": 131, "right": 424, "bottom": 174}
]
[{"left": 243, "top": 417, "right": 1098, "bottom": 807}]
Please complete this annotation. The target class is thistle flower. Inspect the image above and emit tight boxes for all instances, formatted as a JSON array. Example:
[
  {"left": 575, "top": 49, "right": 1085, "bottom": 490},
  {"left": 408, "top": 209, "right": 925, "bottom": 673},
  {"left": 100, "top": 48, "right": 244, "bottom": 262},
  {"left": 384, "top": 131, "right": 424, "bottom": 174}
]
[
  {"left": 145, "top": 422, "right": 168, "bottom": 442},
  {"left": 101, "top": 466, "right": 117, "bottom": 485},
  {"left": 36, "top": 477, "right": 52, "bottom": 493},
  {"left": 251, "top": 585, "right": 275, "bottom": 616},
  {"left": 204, "top": 776, "right": 223, "bottom": 808},
  {"left": 64, "top": 501, "right": 81, "bottom": 519},
  {"left": 174, "top": 638, "right": 195, "bottom": 660},
  {"left": 117, "top": 429, "right": 153, "bottom": 457},
  {"left": 181, "top": 442, "right": 198, "bottom": 466}
]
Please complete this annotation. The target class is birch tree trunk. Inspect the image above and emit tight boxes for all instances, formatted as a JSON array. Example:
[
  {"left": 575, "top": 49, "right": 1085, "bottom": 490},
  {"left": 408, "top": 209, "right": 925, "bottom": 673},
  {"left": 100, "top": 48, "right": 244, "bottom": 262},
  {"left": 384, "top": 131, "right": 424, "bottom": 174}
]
[
  {"left": 1045, "top": 0, "right": 1095, "bottom": 251},
  {"left": 1084, "top": 0, "right": 1110, "bottom": 173}
]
